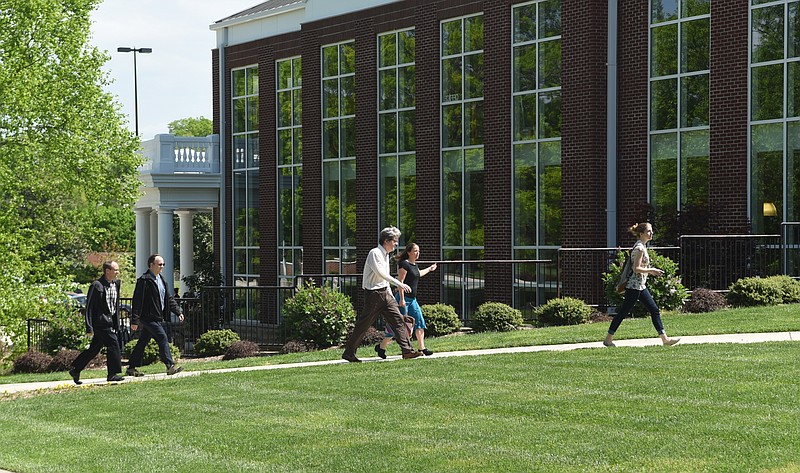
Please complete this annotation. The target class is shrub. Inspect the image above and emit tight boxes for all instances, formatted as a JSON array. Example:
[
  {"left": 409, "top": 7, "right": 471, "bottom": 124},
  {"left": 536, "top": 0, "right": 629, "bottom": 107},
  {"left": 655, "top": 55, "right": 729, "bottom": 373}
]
[
  {"left": 683, "top": 288, "right": 728, "bottom": 313},
  {"left": 47, "top": 349, "right": 79, "bottom": 372},
  {"left": 727, "top": 277, "right": 783, "bottom": 307},
  {"left": 12, "top": 351, "right": 53, "bottom": 373},
  {"left": 726, "top": 276, "right": 800, "bottom": 307},
  {"left": 281, "top": 282, "right": 356, "bottom": 348},
  {"left": 194, "top": 329, "right": 240, "bottom": 357},
  {"left": 124, "top": 339, "right": 181, "bottom": 366},
  {"left": 420, "top": 304, "right": 461, "bottom": 337},
  {"left": 770, "top": 275, "right": 800, "bottom": 303},
  {"left": 602, "top": 249, "right": 688, "bottom": 316},
  {"left": 535, "top": 297, "right": 593, "bottom": 326},
  {"left": 222, "top": 340, "right": 260, "bottom": 360},
  {"left": 279, "top": 340, "right": 317, "bottom": 354},
  {"left": 470, "top": 302, "right": 523, "bottom": 332},
  {"left": 359, "top": 326, "right": 386, "bottom": 346},
  {"left": 41, "top": 306, "right": 90, "bottom": 354}
]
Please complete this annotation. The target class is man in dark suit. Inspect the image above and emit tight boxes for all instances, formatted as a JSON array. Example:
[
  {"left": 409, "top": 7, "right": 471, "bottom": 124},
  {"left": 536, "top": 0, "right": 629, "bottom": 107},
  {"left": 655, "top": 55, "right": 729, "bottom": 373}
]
[
  {"left": 126, "top": 254, "right": 184, "bottom": 377},
  {"left": 69, "top": 261, "right": 124, "bottom": 384}
]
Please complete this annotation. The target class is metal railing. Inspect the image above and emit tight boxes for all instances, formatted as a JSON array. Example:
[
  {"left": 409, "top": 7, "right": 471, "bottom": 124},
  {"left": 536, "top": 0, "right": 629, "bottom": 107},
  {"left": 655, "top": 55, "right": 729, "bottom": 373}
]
[
  {"left": 679, "top": 234, "right": 781, "bottom": 290},
  {"left": 26, "top": 318, "right": 50, "bottom": 352}
]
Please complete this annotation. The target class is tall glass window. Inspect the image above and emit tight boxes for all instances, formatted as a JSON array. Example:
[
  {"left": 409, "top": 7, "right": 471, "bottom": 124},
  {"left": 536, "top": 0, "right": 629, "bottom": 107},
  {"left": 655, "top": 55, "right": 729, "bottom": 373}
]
[
  {"left": 277, "top": 57, "right": 302, "bottom": 287},
  {"left": 649, "top": 0, "right": 710, "bottom": 241},
  {"left": 441, "top": 14, "right": 484, "bottom": 316},
  {"left": 751, "top": 0, "right": 800, "bottom": 234},
  {"left": 378, "top": 29, "right": 416, "bottom": 244},
  {"left": 232, "top": 65, "right": 259, "bottom": 294},
  {"left": 322, "top": 41, "right": 356, "bottom": 274},
  {"left": 512, "top": 0, "right": 562, "bottom": 310}
]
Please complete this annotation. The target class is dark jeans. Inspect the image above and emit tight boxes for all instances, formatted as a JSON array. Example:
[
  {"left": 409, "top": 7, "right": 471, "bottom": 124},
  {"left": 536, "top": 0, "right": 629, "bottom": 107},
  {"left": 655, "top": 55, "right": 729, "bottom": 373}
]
[
  {"left": 343, "top": 288, "right": 415, "bottom": 357},
  {"left": 128, "top": 320, "right": 174, "bottom": 368},
  {"left": 608, "top": 287, "right": 665, "bottom": 335},
  {"left": 72, "top": 326, "right": 121, "bottom": 376}
]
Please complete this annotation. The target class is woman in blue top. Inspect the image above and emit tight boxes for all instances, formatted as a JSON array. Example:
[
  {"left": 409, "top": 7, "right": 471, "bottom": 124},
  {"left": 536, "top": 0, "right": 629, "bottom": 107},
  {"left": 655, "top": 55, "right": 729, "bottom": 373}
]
[
  {"left": 375, "top": 242, "right": 437, "bottom": 358},
  {"left": 603, "top": 222, "right": 680, "bottom": 347}
]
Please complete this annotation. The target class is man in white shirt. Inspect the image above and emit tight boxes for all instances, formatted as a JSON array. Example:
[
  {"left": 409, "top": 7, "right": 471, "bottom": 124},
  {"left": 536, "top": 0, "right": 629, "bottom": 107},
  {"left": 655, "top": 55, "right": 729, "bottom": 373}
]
[{"left": 342, "top": 227, "right": 422, "bottom": 362}]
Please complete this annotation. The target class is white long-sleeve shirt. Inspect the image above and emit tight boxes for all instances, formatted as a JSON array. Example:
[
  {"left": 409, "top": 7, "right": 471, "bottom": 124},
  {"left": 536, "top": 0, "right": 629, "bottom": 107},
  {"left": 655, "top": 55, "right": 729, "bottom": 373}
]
[{"left": 362, "top": 244, "right": 403, "bottom": 290}]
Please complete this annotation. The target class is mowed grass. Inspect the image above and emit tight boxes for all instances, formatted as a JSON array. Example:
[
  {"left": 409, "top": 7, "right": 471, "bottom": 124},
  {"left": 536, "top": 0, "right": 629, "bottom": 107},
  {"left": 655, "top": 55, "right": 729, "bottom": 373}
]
[
  {"left": 1, "top": 341, "right": 800, "bottom": 472},
  {"left": 3, "top": 303, "right": 800, "bottom": 384}
]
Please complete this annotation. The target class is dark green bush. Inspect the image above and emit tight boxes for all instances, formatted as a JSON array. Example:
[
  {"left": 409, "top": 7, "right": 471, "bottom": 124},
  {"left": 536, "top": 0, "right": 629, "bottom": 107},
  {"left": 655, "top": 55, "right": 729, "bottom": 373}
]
[
  {"left": 727, "top": 277, "right": 783, "bottom": 307},
  {"left": 420, "top": 304, "right": 462, "bottom": 337},
  {"left": 602, "top": 249, "right": 688, "bottom": 316},
  {"left": 470, "top": 302, "right": 523, "bottom": 332},
  {"left": 535, "top": 297, "right": 592, "bottom": 326},
  {"left": 683, "top": 288, "right": 728, "bottom": 313},
  {"left": 727, "top": 276, "right": 800, "bottom": 307},
  {"left": 770, "top": 275, "right": 800, "bottom": 303},
  {"left": 194, "top": 329, "right": 240, "bottom": 357},
  {"left": 222, "top": 340, "right": 260, "bottom": 360},
  {"left": 124, "top": 339, "right": 181, "bottom": 365},
  {"left": 281, "top": 282, "right": 356, "bottom": 348},
  {"left": 41, "top": 307, "right": 90, "bottom": 354},
  {"left": 279, "top": 340, "right": 317, "bottom": 354},
  {"left": 12, "top": 351, "right": 53, "bottom": 373}
]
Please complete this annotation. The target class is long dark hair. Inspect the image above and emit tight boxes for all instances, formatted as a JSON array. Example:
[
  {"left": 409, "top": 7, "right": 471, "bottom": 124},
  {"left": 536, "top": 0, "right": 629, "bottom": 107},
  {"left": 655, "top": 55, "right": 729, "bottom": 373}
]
[{"left": 394, "top": 242, "right": 418, "bottom": 262}]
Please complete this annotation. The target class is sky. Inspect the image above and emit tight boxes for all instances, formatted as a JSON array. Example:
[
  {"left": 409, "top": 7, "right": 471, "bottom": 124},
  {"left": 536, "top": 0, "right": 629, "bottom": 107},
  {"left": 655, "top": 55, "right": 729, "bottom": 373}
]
[{"left": 90, "top": 0, "right": 261, "bottom": 140}]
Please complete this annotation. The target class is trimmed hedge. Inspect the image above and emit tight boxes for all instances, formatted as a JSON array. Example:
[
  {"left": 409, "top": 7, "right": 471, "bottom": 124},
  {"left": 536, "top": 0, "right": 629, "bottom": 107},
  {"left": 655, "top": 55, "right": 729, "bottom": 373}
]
[
  {"left": 281, "top": 282, "right": 356, "bottom": 348},
  {"left": 195, "top": 329, "right": 240, "bottom": 357},
  {"left": 535, "top": 297, "right": 592, "bottom": 326},
  {"left": 419, "top": 304, "right": 461, "bottom": 337},
  {"left": 727, "top": 276, "right": 800, "bottom": 307},
  {"left": 470, "top": 302, "right": 523, "bottom": 332}
]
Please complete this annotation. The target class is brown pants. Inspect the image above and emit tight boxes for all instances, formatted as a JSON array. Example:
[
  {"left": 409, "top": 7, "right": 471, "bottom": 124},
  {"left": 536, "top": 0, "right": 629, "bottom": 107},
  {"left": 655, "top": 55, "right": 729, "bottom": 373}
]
[{"left": 343, "top": 288, "right": 414, "bottom": 356}]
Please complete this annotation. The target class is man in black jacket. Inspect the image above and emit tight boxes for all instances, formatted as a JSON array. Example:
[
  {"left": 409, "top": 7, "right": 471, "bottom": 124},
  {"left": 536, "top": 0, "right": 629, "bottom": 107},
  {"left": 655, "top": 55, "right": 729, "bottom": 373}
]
[
  {"left": 126, "top": 254, "right": 184, "bottom": 377},
  {"left": 69, "top": 261, "right": 124, "bottom": 384}
]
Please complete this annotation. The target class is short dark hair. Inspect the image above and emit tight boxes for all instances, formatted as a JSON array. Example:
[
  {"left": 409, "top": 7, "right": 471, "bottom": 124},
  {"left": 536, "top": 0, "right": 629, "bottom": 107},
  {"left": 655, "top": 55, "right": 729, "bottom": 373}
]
[
  {"left": 147, "top": 254, "right": 162, "bottom": 266},
  {"left": 102, "top": 261, "right": 117, "bottom": 272}
]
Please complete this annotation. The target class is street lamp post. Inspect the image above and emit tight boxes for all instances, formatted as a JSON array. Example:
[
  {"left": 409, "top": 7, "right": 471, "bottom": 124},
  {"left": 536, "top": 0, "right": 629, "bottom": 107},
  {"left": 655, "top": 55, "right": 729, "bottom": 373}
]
[{"left": 117, "top": 47, "right": 152, "bottom": 136}]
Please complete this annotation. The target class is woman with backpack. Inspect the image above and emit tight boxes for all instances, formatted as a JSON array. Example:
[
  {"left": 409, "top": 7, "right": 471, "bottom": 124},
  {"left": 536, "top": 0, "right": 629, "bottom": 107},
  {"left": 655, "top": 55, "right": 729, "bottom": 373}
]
[{"left": 603, "top": 222, "right": 680, "bottom": 347}]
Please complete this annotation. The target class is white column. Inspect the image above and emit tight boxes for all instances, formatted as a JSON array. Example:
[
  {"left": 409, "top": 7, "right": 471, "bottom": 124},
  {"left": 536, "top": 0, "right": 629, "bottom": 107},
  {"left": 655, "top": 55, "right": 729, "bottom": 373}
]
[
  {"left": 176, "top": 210, "right": 195, "bottom": 297},
  {"left": 135, "top": 208, "right": 152, "bottom": 277},
  {"left": 150, "top": 210, "right": 159, "bottom": 255},
  {"left": 157, "top": 208, "right": 176, "bottom": 292}
]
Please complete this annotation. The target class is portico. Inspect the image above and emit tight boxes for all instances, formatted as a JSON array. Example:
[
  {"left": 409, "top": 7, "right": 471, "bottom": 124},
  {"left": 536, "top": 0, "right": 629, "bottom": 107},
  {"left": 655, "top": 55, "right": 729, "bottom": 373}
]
[{"left": 135, "top": 134, "right": 221, "bottom": 295}]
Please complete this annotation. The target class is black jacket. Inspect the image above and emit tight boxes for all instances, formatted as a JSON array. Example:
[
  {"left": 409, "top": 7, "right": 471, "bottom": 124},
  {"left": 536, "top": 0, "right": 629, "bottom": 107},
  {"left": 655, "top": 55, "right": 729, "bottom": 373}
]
[
  {"left": 131, "top": 271, "right": 182, "bottom": 325},
  {"left": 84, "top": 277, "right": 121, "bottom": 333}
]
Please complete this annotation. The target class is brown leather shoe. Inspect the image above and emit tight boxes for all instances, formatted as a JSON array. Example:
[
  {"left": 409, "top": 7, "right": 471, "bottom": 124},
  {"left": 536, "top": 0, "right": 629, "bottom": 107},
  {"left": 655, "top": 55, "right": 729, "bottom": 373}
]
[
  {"left": 342, "top": 353, "right": 361, "bottom": 363},
  {"left": 402, "top": 351, "right": 423, "bottom": 359}
]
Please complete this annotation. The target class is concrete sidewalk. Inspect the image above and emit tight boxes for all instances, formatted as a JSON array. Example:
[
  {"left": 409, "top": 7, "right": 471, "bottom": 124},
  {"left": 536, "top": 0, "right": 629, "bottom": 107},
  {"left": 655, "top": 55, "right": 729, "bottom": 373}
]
[{"left": 3, "top": 331, "right": 799, "bottom": 396}]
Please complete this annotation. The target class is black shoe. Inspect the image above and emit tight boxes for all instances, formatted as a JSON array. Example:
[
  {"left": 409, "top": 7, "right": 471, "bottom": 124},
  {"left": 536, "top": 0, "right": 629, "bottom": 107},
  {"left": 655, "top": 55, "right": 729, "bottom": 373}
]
[
  {"left": 374, "top": 344, "right": 387, "bottom": 359},
  {"left": 166, "top": 365, "right": 184, "bottom": 376},
  {"left": 342, "top": 353, "right": 361, "bottom": 363},
  {"left": 402, "top": 351, "right": 423, "bottom": 359},
  {"left": 126, "top": 367, "right": 144, "bottom": 377},
  {"left": 420, "top": 348, "right": 433, "bottom": 356},
  {"left": 107, "top": 375, "right": 124, "bottom": 382},
  {"left": 69, "top": 368, "right": 82, "bottom": 385}
]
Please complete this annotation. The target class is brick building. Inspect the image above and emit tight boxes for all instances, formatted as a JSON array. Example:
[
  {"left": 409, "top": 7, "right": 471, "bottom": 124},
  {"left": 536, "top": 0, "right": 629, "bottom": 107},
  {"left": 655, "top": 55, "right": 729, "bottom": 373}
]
[{"left": 209, "top": 0, "right": 800, "bottom": 316}]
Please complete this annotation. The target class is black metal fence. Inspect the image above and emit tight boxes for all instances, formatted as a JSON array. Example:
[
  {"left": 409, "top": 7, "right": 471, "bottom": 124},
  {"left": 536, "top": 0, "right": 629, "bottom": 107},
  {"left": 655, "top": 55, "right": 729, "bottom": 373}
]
[
  {"left": 679, "top": 235, "right": 781, "bottom": 290},
  {"left": 26, "top": 233, "right": 799, "bottom": 352}
]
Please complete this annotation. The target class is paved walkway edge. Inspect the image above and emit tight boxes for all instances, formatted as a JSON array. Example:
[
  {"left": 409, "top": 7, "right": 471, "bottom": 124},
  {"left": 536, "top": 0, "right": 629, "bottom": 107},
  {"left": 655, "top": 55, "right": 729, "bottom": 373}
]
[{"left": 3, "top": 331, "right": 799, "bottom": 395}]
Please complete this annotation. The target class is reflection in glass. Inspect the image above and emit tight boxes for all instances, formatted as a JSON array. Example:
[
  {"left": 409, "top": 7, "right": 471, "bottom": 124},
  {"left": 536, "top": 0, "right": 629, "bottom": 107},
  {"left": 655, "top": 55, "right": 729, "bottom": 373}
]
[
  {"left": 539, "top": 141, "right": 561, "bottom": 246},
  {"left": 513, "top": 43, "right": 537, "bottom": 92},
  {"left": 680, "top": 130, "right": 709, "bottom": 210},
  {"left": 752, "top": 5, "right": 784, "bottom": 64},
  {"left": 538, "top": 40, "right": 561, "bottom": 89},
  {"left": 538, "top": 90, "right": 561, "bottom": 138},
  {"left": 681, "top": 74, "right": 709, "bottom": 127},
  {"left": 539, "top": 0, "right": 562, "bottom": 38},
  {"left": 651, "top": 24, "right": 678, "bottom": 77},
  {"left": 651, "top": 0, "right": 678, "bottom": 23},
  {"left": 442, "top": 150, "right": 462, "bottom": 247},
  {"left": 514, "top": 143, "right": 537, "bottom": 247},
  {"left": 751, "top": 123, "right": 783, "bottom": 234},
  {"left": 752, "top": 64, "right": 784, "bottom": 121},
  {"left": 513, "top": 93, "right": 537, "bottom": 141},
  {"left": 651, "top": 78, "right": 678, "bottom": 130},
  {"left": 651, "top": 133, "right": 678, "bottom": 214},
  {"left": 681, "top": 18, "right": 709, "bottom": 73},
  {"left": 513, "top": 3, "right": 536, "bottom": 43}
]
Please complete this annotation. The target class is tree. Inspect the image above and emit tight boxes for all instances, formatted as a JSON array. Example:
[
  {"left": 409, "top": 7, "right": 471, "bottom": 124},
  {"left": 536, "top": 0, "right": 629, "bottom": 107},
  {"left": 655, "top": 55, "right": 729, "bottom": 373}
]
[
  {"left": 0, "top": 0, "right": 142, "bottom": 282},
  {"left": 168, "top": 116, "right": 212, "bottom": 137}
]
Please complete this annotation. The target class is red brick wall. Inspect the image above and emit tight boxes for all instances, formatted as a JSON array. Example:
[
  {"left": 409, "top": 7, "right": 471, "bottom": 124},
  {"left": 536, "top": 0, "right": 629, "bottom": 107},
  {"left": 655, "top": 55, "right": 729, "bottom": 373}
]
[
  {"left": 709, "top": 1, "right": 750, "bottom": 233},
  {"left": 560, "top": 0, "right": 610, "bottom": 298},
  {"left": 616, "top": 0, "right": 650, "bottom": 245}
]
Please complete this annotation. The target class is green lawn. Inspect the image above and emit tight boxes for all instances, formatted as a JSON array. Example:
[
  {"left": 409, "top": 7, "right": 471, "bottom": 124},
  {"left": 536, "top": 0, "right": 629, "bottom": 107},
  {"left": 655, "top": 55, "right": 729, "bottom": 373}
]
[
  {"left": 3, "top": 303, "right": 800, "bottom": 384},
  {"left": 1, "top": 305, "right": 800, "bottom": 471},
  {"left": 1, "top": 342, "right": 800, "bottom": 472}
]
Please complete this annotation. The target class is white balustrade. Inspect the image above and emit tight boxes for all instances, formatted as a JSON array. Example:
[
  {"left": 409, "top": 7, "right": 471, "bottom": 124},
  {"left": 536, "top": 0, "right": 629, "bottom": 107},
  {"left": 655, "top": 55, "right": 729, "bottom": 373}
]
[{"left": 139, "top": 134, "right": 220, "bottom": 174}]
